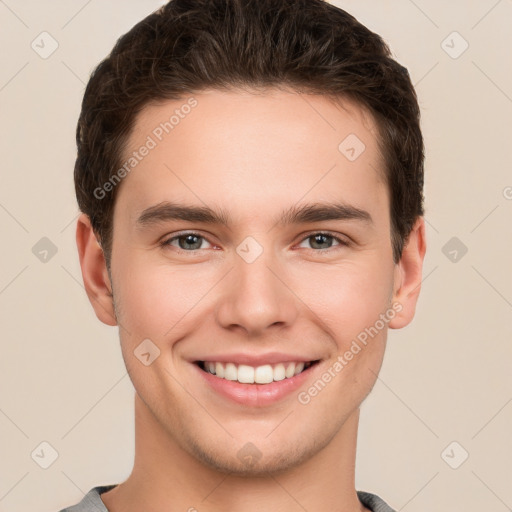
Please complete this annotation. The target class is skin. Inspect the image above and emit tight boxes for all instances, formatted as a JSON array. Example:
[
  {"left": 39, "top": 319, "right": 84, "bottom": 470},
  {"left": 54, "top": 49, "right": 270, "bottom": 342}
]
[{"left": 76, "top": 88, "right": 426, "bottom": 512}]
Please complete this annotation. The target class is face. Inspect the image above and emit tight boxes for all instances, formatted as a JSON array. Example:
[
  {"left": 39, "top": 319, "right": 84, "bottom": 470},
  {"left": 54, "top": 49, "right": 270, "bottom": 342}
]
[{"left": 83, "top": 88, "right": 424, "bottom": 475}]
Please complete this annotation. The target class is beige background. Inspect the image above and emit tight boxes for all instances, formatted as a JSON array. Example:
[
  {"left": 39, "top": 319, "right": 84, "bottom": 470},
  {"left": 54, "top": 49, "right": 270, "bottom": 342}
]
[{"left": 0, "top": 1, "right": 511, "bottom": 511}]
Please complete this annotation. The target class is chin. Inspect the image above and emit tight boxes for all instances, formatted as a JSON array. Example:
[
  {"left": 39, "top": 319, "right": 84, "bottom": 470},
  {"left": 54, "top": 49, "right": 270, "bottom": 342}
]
[{"left": 185, "top": 431, "right": 325, "bottom": 477}]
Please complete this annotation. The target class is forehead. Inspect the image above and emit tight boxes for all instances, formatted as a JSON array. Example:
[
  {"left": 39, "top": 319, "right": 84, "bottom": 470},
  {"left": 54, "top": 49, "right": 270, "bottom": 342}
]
[{"left": 115, "top": 88, "right": 387, "bottom": 226}]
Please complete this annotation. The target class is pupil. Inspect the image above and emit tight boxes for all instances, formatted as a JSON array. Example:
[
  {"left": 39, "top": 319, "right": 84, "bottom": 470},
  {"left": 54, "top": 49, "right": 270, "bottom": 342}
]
[
  {"left": 312, "top": 234, "right": 330, "bottom": 249},
  {"left": 181, "top": 235, "right": 200, "bottom": 250}
]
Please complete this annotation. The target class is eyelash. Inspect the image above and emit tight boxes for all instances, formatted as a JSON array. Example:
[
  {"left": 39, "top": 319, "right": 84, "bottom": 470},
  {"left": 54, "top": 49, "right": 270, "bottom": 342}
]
[{"left": 160, "top": 231, "right": 350, "bottom": 254}]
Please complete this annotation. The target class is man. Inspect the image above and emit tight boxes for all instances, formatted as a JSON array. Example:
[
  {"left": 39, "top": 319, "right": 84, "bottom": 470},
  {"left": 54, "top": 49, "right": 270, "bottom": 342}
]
[{"left": 62, "top": 0, "right": 426, "bottom": 510}]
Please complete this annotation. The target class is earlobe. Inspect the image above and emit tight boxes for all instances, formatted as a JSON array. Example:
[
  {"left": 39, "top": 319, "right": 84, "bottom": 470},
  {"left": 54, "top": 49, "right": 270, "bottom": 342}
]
[
  {"left": 388, "top": 217, "right": 427, "bottom": 329},
  {"left": 76, "top": 213, "right": 117, "bottom": 326}
]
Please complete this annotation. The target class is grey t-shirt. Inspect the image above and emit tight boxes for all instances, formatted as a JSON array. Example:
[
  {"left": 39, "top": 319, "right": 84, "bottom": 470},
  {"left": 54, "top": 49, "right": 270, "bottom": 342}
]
[{"left": 58, "top": 485, "right": 396, "bottom": 512}]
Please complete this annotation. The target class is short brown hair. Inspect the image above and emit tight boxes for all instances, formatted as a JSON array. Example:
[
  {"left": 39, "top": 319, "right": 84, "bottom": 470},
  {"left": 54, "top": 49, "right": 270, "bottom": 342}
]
[{"left": 74, "top": 0, "right": 424, "bottom": 269}]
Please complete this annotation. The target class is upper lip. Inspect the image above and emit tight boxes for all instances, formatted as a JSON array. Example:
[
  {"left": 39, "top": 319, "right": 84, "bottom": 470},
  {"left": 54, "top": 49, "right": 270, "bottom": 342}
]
[{"left": 193, "top": 352, "right": 321, "bottom": 366}]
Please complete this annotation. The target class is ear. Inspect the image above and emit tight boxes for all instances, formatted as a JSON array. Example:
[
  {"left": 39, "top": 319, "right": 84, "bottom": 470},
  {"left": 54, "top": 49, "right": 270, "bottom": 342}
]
[
  {"left": 76, "top": 213, "right": 117, "bottom": 326},
  {"left": 388, "top": 217, "right": 427, "bottom": 329}
]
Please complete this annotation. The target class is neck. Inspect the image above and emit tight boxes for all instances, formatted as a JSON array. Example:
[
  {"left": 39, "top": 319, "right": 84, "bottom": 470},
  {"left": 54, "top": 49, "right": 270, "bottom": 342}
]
[{"left": 101, "top": 393, "right": 369, "bottom": 512}]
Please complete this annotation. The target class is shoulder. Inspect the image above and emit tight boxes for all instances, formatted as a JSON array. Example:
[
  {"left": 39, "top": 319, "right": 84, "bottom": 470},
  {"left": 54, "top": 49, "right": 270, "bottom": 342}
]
[
  {"left": 357, "top": 490, "right": 397, "bottom": 512},
  {"left": 57, "top": 485, "right": 117, "bottom": 512}
]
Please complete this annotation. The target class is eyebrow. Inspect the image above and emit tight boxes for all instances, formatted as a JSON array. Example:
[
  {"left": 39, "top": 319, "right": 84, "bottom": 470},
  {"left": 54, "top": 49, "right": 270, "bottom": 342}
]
[{"left": 135, "top": 200, "right": 373, "bottom": 229}]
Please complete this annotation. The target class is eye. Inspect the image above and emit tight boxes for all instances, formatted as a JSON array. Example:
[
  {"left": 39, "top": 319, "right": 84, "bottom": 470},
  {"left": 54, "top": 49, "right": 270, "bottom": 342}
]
[
  {"left": 160, "top": 230, "right": 349, "bottom": 254},
  {"left": 161, "top": 232, "right": 214, "bottom": 252},
  {"left": 297, "top": 232, "right": 349, "bottom": 251}
]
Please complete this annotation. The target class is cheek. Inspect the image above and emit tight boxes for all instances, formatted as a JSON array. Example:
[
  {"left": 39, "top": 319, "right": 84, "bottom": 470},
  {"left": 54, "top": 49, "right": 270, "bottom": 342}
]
[
  {"left": 113, "top": 245, "right": 394, "bottom": 347},
  {"left": 296, "top": 262, "right": 392, "bottom": 411},
  {"left": 296, "top": 259, "right": 394, "bottom": 345},
  {"left": 112, "top": 257, "right": 217, "bottom": 341}
]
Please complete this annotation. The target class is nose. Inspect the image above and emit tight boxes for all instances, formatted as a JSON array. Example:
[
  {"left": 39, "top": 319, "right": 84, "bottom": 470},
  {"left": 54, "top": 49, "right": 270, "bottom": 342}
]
[{"left": 215, "top": 244, "right": 299, "bottom": 337}]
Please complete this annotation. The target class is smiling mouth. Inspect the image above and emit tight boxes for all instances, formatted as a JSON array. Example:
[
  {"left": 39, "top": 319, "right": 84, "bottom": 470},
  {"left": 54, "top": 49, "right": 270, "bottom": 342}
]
[{"left": 196, "top": 360, "right": 320, "bottom": 384}]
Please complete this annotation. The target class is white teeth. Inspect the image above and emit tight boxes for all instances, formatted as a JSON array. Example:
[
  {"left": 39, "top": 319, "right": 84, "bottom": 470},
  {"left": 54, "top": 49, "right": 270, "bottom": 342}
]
[
  {"left": 215, "top": 362, "right": 225, "bottom": 378},
  {"left": 237, "top": 364, "right": 255, "bottom": 383},
  {"left": 285, "top": 363, "right": 296, "bottom": 379},
  {"left": 273, "top": 363, "right": 286, "bottom": 381},
  {"left": 202, "top": 361, "right": 312, "bottom": 384},
  {"left": 254, "top": 364, "right": 273, "bottom": 384},
  {"left": 294, "top": 362, "right": 305, "bottom": 375},
  {"left": 224, "top": 362, "right": 238, "bottom": 381}
]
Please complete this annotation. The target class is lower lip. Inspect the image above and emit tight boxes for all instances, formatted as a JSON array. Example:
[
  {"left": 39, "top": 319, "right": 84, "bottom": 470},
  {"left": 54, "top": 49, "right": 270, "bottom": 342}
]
[{"left": 194, "top": 363, "right": 319, "bottom": 407}]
